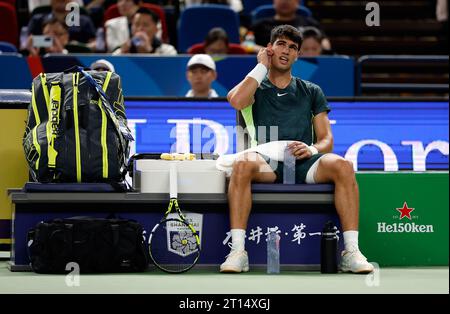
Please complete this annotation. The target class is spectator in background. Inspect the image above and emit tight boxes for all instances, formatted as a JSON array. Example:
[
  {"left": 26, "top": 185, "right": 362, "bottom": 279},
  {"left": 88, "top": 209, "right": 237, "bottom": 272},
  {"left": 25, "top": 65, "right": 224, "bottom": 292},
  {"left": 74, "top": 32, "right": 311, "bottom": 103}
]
[
  {"left": 185, "top": 54, "right": 218, "bottom": 98},
  {"left": 184, "top": 0, "right": 243, "bottom": 13},
  {"left": 299, "top": 26, "right": 323, "bottom": 57},
  {"left": 25, "top": 16, "right": 69, "bottom": 55},
  {"left": 113, "top": 7, "right": 176, "bottom": 55},
  {"left": 204, "top": 27, "right": 229, "bottom": 54},
  {"left": 188, "top": 27, "right": 247, "bottom": 55},
  {"left": 117, "top": 0, "right": 141, "bottom": 21},
  {"left": 250, "top": 0, "right": 331, "bottom": 52},
  {"left": 105, "top": 0, "right": 141, "bottom": 51},
  {"left": 90, "top": 58, "right": 116, "bottom": 72},
  {"left": 105, "top": 0, "right": 165, "bottom": 52},
  {"left": 27, "top": 0, "right": 96, "bottom": 46}
]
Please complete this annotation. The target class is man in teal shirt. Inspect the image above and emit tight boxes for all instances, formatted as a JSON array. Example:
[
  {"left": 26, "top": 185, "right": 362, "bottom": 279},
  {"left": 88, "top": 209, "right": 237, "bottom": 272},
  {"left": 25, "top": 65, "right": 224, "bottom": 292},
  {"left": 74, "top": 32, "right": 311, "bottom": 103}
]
[{"left": 221, "top": 25, "right": 374, "bottom": 274}]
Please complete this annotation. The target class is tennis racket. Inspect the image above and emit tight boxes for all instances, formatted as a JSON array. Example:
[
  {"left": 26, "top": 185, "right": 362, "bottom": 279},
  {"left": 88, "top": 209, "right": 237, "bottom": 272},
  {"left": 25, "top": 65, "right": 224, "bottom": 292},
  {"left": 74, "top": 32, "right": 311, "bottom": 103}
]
[{"left": 148, "top": 162, "right": 201, "bottom": 273}]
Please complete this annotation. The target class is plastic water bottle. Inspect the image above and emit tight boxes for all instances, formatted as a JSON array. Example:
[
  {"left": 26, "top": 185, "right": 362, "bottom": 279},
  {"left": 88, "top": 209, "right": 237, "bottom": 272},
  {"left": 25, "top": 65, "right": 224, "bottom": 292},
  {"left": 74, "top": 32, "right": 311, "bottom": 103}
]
[
  {"left": 267, "top": 228, "right": 280, "bottom": 274},
  {"left": 283, "top": 146, "right": 296, "bottom": 184},
  {"left": 320, "top": 221, "right": 338, "bottom": 273}
]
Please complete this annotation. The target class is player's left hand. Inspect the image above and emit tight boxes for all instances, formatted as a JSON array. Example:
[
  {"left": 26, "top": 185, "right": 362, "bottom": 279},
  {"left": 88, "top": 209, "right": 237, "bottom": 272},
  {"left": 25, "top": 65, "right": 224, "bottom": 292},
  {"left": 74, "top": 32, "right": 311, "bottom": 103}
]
[{"left": 288, "top": 141, "right": 312, "bottom": 160}]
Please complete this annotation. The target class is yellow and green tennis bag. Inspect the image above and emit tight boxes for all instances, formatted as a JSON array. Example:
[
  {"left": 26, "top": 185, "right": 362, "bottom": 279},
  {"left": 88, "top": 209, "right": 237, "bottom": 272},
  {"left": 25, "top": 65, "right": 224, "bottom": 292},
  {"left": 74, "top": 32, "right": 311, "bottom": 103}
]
[{"left": 23, "top": 67, "right": 133, "bottom": 183}]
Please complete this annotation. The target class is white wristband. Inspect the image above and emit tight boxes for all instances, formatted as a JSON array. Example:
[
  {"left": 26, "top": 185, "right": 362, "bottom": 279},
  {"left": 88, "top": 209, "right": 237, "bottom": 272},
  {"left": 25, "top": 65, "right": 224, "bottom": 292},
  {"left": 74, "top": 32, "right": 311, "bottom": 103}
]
[
  {"left": 308, "top": 145, "right": 319, "bottom": 156},
  {"left": 246, "top": 63, "right": 268, "bottom": 86}
]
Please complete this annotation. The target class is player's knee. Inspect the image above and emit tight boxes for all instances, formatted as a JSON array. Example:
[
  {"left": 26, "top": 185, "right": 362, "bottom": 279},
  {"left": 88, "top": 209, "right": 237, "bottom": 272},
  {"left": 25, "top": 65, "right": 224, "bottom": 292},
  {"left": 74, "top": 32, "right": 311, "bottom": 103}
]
[
  {"left": 334, "top": 159, "right": 354, "bottom": 180},
  {"left": 232, "top": 160, "right": 256, "bottom": 181}
]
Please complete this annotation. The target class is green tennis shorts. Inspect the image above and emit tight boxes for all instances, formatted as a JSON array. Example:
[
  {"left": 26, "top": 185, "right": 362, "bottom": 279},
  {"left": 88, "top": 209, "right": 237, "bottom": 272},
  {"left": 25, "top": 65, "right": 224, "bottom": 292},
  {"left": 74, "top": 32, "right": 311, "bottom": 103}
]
[{"left": 258, "top": 152, "right": 325, "bottom": 184}]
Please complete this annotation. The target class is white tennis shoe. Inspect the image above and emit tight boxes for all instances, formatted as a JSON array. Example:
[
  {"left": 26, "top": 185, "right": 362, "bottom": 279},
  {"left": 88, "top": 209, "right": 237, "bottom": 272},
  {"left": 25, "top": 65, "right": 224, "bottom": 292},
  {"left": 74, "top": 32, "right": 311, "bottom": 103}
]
[
  {"left": 220, "top": 250, "right": 249, "bottom": 273},
  {"left": 340, "top": 249, "right": 374, "bottom": 274}
]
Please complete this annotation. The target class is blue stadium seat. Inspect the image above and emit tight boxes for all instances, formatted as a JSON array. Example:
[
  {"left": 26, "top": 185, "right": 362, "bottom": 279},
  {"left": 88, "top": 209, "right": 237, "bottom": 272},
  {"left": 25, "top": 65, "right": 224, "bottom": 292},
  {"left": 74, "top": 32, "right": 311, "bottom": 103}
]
[
  {"left": 0, "top": 41, "right": 17, "bottom": 52},
  {"left": 242, "top": 0, "right": 273, "bottom": 15},
  {"left": 251, "top": 4, "right": 312, "bottom": 24},
  {"left": 177, "top": 4, "right": 240, "bottom": 53},
  {"left": 0, "top": 54, "right": 32, "bottom": 89}
]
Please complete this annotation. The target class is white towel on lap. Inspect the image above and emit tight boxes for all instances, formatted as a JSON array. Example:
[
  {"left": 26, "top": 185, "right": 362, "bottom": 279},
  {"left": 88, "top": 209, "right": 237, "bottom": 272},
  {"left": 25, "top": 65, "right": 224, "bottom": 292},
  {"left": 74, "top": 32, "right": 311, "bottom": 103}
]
[{"left": 216, "top": 140, "right": 294, "bottom": 177}]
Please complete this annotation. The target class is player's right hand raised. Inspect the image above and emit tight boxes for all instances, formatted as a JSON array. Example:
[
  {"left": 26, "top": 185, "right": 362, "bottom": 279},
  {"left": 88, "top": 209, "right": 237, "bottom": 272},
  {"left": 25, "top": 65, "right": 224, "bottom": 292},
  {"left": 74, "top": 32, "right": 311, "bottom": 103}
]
[{"left": 257, "top": 47, "right": 273, "bottom": 69}]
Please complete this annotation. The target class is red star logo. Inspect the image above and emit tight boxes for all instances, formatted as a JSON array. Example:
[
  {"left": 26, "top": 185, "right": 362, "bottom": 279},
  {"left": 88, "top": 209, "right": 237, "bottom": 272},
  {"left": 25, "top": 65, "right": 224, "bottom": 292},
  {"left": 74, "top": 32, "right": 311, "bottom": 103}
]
[{"left": 396, "top": 202, "right": 415, "bottom": 220}]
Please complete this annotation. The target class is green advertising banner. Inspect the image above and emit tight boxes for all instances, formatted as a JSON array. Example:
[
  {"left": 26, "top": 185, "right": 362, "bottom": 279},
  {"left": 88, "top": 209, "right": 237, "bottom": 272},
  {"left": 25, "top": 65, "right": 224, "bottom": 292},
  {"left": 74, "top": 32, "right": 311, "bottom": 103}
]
[{"left": 357, "top": 172, "right": 449, "bottom": 266}]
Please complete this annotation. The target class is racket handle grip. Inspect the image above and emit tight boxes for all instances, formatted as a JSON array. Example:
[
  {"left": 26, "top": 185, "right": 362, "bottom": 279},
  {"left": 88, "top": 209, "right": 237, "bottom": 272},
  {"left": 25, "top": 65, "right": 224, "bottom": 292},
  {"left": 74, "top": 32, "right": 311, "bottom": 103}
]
[{"left": 169, "top": 162, "right": 177, "bottom": 198}]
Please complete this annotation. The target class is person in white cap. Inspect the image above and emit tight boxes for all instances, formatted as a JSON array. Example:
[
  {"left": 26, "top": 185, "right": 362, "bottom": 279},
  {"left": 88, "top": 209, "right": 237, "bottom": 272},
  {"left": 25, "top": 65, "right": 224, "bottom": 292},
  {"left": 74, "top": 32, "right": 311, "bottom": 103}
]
[
  {"left": 90, "top": 59, "right": 116, "bottom": 72},
  {"left": 185, "top": 54, "right": 218, "bottom": 98}
]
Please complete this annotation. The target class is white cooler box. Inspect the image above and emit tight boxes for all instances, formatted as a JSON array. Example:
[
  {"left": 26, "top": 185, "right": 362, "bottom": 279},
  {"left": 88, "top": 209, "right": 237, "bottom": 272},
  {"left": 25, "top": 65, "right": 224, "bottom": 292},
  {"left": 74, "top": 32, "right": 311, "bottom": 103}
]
[{"left": 133, "top": 160, "right": 226, "bottom": 194}]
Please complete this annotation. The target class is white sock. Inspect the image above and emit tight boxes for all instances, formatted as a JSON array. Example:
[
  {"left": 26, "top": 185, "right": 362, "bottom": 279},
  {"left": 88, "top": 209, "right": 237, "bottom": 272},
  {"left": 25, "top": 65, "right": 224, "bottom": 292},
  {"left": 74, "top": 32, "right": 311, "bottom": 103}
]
[
  {"left": 343, "top": 230, "right": 359, "bottom": 252},
  {"left": 230, "top": 229, "right": 246, "bottom": 251}
]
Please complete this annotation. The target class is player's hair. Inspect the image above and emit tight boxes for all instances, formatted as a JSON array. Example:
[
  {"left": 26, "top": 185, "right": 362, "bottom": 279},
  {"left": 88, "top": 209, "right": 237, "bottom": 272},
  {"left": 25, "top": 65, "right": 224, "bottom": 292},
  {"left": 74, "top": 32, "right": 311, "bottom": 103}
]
[
  {"left": 270, "top": 25, "right": 302, "bottom": 48},
  {"left": 135, "top": 7, "right": 159, "bottom": 24}
]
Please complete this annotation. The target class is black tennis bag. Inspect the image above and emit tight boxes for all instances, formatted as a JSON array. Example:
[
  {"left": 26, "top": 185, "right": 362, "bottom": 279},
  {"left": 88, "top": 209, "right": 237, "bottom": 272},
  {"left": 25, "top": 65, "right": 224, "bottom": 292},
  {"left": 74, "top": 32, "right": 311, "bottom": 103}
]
[
  {"left": 23, "top": 67, "right": 133, "bottom": 183},
  {"left": 27, "top": 217, "right": 149, "bottom": 274}
]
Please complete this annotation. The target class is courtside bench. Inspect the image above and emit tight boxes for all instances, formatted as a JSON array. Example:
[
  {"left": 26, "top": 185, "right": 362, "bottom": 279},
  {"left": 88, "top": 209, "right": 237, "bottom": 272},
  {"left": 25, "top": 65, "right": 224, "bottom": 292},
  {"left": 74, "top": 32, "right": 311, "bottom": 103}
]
[{"left": 7, "top": 183, "right": 339, "bottom": 271}]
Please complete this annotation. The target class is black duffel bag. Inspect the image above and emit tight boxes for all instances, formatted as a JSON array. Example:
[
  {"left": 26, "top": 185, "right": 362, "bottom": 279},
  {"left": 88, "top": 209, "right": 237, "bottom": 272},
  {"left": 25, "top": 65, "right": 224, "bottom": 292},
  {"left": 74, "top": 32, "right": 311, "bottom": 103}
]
[{"left": 27, "top": 217, "right": 149, "bottom": 274}]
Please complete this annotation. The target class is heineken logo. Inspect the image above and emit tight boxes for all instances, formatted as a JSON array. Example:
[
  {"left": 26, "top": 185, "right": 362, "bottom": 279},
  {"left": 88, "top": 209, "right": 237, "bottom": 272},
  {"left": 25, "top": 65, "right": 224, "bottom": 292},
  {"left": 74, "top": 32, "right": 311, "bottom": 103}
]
[{"left": 377, "top": 201, "right": 434, "bottom": 233}]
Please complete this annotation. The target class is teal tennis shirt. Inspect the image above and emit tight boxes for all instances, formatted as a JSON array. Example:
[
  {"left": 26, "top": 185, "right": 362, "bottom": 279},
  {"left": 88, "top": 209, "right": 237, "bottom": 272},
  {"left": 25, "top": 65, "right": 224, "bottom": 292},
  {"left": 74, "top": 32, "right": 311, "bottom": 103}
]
[{"left": 241, "top": 77, "right": 331, "bottom": 147}]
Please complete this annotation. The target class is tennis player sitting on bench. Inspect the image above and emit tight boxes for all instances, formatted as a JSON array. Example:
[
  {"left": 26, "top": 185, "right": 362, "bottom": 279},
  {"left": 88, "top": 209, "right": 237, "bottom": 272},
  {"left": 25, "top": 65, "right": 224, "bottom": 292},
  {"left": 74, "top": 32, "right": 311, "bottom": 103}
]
[{"left": 220, "top": 25, "right": 374, "bottom": 274}]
